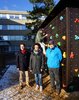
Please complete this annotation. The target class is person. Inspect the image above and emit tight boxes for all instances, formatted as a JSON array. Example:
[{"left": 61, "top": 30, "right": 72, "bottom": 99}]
[
  {"left": 29, "top": 43, "right": 44, "bottom": 92},
  {"left": 16, "top": 43, "right": 30, "bottom": 89},
  {"left": 35, "top": 29, "right": 48, "bottom": 55},
  {"left": 46, "top": 40, "right": 62, "bottom": 95}
]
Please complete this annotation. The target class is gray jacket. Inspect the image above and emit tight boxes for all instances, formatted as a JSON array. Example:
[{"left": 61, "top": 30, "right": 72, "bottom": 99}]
[
  {"left": 29, "top": 51, "right": 44, "bottom": 74},
  {"left": 35, "top": 30, "right": 46, "bottom": 43}
]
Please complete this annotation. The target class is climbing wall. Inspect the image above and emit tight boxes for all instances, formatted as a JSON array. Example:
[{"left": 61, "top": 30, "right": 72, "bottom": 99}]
[
  {"left": 44, "top": 8, "right": 79, "bottom": 88},
  {"left": 69, "top": 8, "right": 79, "bottom": 80}
]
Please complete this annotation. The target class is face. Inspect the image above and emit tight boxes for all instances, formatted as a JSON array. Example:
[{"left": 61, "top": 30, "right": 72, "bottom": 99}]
[
  {"left": 49, "top": 44, "right": 54, "bottom": 49},
  {"left": 43, "top": 32, "right": 45, "bottom": 35},
  {"left": 20, "top": 44, "right": 25, "bottom": 50},
  {"left": 34, "top": 45, "right": 39, "bottom": 51}
]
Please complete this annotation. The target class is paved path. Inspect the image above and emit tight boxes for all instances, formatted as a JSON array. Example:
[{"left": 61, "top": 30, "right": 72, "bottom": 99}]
[{"left": 0, "top": 65, "right": 52, "bottom": 100}]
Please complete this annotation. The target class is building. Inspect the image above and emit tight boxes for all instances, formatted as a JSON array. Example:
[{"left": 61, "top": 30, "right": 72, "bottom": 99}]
[
  {"left": 40, "top": 0, "right": 79, "bottom": 89},
  {"left": 0, "top": 10, "right": 36, "bottom": 66},
  {"left": 0, "top": 10, "right": 35, "bottom": 53}
]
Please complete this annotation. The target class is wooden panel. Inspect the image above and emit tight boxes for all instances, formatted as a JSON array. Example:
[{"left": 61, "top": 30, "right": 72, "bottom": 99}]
[{"left": 44, "top": 7, "right": 79, "bottom": 88}]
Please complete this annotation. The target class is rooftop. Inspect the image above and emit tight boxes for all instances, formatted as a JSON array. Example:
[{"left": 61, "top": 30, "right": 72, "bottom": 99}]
[{"left": 0, "top": 10, "right": 29, "bottom": 15}]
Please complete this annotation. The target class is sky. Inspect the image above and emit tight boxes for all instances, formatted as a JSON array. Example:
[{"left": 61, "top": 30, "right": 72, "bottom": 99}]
[
  {"left": 0, "top": 0, "right": 59, "bottom": 11},
  {"left": 0, "top": 0, "right": 33, "bottom": 11}
]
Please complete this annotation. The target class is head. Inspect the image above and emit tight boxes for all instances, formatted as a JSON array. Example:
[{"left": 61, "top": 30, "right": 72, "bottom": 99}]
[
  {"left": 38, "top": 29, "right": 42, "bottom": 34},
  {"left": 43, "top": 31, "right": 46, "bottom": 35},
  {"left": 33, "top": 43, "right": 40, "bottom": 52},
  {"left": 20, "top": 43, "right": 25, "bottom": 50},
  {"left": 49, "top": 40, "right": 55, "bottom": 49},
  {"left": 38, "top": 28, "right": 44, "bottom": 34}
]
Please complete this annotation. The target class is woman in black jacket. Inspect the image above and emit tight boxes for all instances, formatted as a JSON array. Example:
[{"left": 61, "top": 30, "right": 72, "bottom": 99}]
[
  {"left": 29, "top": 43, "right": 44, "bottom": 92},
  {"left": 16, "top": 43, "right": 30, "bottom": 89}
]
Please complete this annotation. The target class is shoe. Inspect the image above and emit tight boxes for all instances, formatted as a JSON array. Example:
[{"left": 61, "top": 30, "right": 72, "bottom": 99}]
[
  {"left": 26, "top": 83, "right": 31, "bottom": 87},
  {"left": 35, "top": 85, "right": 39, "bottom": 90},
  {"left": 56, "top": 89, "right": 60, "bottom": 95},
  {"left": 19, "top": 85, "right": 23, "bottom": 90},
  {"left": 40, "top": 86, "right": 43, "bottom": 92}
]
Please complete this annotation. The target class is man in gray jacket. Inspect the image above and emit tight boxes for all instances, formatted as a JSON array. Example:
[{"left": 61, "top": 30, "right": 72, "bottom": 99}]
[{"left": 35, "top": 29, "right": 48, "bottom": 55}]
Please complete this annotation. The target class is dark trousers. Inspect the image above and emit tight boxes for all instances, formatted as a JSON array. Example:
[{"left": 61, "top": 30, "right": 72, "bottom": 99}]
[{"left": 49, "top": 68, "right": 60, "bottom": 91}]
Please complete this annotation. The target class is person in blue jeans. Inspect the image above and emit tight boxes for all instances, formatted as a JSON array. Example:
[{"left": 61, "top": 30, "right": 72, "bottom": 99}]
[
  {"left": 29, "top": 43, "right": 44, "bottom": 92},
  {"left": 46, "top": 40, "right": 62, "bottom": 95}
]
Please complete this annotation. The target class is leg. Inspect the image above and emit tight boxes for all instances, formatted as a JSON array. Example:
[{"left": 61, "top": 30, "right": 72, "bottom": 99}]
[
  {"left": 49, "top": 69, "right": 55, "bottom": 88},
  {"left": 19, "top": 71, "right": 23, "bottom": 89},
  {"left": 34, "top": 74, "right": 39, "bottom": 90},
  {"left": 38, "top": 74, "right": 43, "bottom": 92},
  {"left": 25, "top": 71, "right": 30, "bottom": 86},
  {"left": 34, "top": 74, "right": 39, "bottom": 85},
  {"left": 54, "top": 68, "right": 60, "bottom": 94},
  {"left": 38, "top": 74, "right": 42, "bottom": 86}
]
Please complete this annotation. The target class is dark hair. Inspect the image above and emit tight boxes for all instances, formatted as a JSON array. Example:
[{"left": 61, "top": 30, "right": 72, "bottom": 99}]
[
  {"left": 32, "top": 43, "right": 41, "bottom": 50},
  {"left": 19, "top": 43, "right": 26, "bottom": 47}
]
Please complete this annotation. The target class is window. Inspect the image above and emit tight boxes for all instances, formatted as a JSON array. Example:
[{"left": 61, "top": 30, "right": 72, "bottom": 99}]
[
  {"left": 0, "top": 25, "right": 2, "bottom": 29},
  {"left": 22, "top": 15, "right": 26, "bottom": 19},
  {"left": 15, "top": 15, "right": 19, "bottom": 19},
  {"left": 10, "top": 16, "right": 14, "bottom": 19},
  {"left": 0, "top": 14, "right": 2, "bottom": 18},
  {"left": 10, "top": 15, "right": 19, "bottom": 19},
  {"left": 21, "top": 25, "right": 26, "bottom": 30},
  {"left": 2, "top": 25, "right": 7, "bottom": 30},
  {"left": 0, "top": 25, "right": 27, "bottom": 30},
  {"left": 1, "top": 14, "right": 7, "bottom": 19},
  {"left": 2, "top": 36, "right": 25, "bottom": 40}
]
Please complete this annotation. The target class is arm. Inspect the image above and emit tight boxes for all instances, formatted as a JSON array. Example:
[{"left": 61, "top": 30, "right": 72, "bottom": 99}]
[
  {"left": 27, "top": 50, "right": 31, "bottom": 67},
  {"left": 29, "top": 53, "right": 33, "bottom": 71},
  {"left": 41, "top": 54, "right": 44, "bottom": 70},
  {"left": 41, "top": 34, "right": 48, "bottom": 40},
  {"left": 35, "top": 32, "right": 42, "bottom": 43},
  {"left": 16, "top": 52, "right": 19, "bottom": 69},
  {"left": 45, "top": 48, "right": 49, "bottom": 58},
  {"left": 58, "top": 48, "right": 62, "bottom": 62}
]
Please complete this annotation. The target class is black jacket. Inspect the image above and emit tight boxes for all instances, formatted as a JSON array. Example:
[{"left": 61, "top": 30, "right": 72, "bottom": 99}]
[
  {"left": 29, "top": 51, "right": 44, "bottom": 74},
  {"left": 16, "top": 50, "right": 30, "bottom": 71}
]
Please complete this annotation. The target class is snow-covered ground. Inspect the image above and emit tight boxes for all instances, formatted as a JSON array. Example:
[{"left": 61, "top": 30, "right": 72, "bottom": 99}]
[{"left": 0, "top": 65, "right": 19, "bottom": 91}]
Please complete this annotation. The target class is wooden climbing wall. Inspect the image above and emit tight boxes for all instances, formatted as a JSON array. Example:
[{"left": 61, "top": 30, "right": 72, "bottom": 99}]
[{"left": 44, "top": 7, "right": 79, "bottom": 88}]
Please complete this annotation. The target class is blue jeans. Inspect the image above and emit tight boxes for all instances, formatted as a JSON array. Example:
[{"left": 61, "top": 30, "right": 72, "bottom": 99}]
[
  {"left": 49, "top": 68, "right": 60, "bottom": 91},
  {"left": 34, "top": 74, "right": 42, "bottom": 86}
]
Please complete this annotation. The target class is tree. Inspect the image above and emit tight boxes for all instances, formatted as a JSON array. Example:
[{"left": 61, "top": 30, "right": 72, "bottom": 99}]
[{"left": 26, "top": 0, "right": 55, "bottom": 33}]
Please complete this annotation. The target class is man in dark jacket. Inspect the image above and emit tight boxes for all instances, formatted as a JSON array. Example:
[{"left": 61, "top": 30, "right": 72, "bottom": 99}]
[
  {"left": 16, "top": 43, "right": 30, "bottom": 89},
  {"left": 29, "top": 43, "right": 44, "bottom": 92}
]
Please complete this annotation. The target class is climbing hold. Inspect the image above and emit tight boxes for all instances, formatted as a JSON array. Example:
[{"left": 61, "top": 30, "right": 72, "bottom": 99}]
[{"left": 63, "top": 52, "right": 66, "bottom": 58}]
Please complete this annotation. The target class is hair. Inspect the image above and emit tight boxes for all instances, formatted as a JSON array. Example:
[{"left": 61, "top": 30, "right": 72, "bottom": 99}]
[
  {"left": 19, "top": 43, "right": 26, "bottom": 47},
  {"left": 38, "top": 28, "right": 44, "bottom": 34},
  {"left": 32, "top": 43, "right": 41, "bottom": 50}
]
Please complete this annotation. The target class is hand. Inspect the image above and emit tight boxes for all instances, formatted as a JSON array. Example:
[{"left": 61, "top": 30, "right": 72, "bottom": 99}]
[
  {"left": 30, "top": 70, "right": 32, "bottom": 72},
  {"left": 41, "top": 69, "right": 43, "bottom": 72},
  {"left": 45, "top": 34, "right": 48, "bottom": 37},
  {"left": 17, "top": 68, "right": 19, "bottom": 71}
]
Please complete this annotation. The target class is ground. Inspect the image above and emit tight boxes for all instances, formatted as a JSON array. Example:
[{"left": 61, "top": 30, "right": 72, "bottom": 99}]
[{"left": 0, "top": 65, "right": 79, "bottom": 100}]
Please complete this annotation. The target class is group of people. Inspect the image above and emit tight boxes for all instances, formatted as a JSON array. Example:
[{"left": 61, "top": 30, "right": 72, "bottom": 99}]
[{"left": 16, "top": 29, "right": 62, "bottom": 95}]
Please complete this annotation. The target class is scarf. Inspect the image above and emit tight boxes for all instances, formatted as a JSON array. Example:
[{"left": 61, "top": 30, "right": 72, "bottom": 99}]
[
  {"left": 34, "top": 50, "right": 39, "bottom": 55},
  {"left": 21, "top": 49, "right": 26, "bottom": 54}
]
